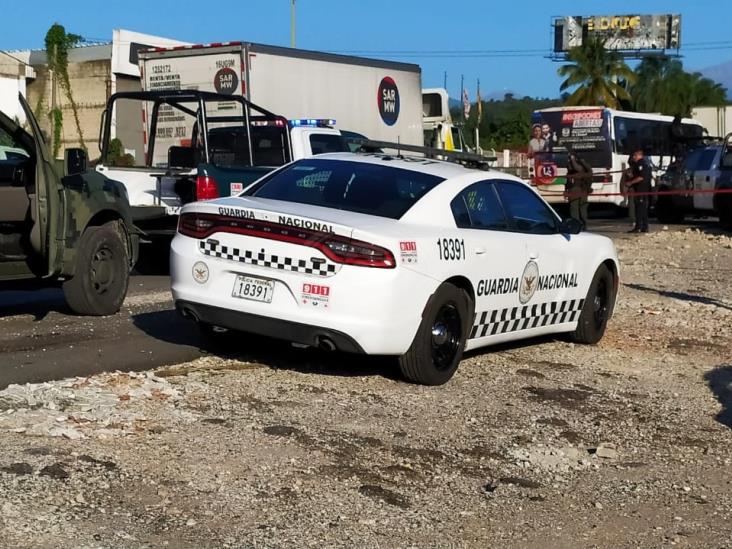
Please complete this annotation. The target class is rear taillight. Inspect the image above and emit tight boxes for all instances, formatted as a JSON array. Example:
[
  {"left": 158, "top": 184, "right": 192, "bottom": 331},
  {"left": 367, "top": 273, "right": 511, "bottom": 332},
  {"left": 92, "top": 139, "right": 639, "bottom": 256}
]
[
  {"left": 323, "top": 239, "right": 394, "bottom": 267},
  {"left": 196, "top": 175, "right": 219, "bottom": 200},
  {"left": 178, "top": 212, "right": 216, "bottom": 238},
  {"left": 176, "top": 213, "right": 395, "bottom": 268}
]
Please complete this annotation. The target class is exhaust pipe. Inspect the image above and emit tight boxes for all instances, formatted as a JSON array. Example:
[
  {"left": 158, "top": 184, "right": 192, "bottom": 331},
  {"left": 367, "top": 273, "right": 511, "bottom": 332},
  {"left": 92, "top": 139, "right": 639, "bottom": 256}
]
[
  {"left": 317, "top": 336, "right": 337, "bottom": 352},
  {"left": 180, "top": 307, "right": 200, "bottom": 323}
]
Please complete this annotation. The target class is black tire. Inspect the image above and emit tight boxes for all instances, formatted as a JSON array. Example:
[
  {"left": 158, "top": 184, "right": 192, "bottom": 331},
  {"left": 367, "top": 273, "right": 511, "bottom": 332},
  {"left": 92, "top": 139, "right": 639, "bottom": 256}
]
[
  {"left": 655, "top": 195, "right": 685, "bottom": 224},
  {"left": 63, "top": 221, "right": 130, "bottom": 316},
  {"left": 718, "top": 195, "right": 732, "bottom": 231},
  {"left": 570, "top": 264, "right": 615, "bottom": 344},
  {"left": 398, "top": 283, "right": 472, "bottom": 386}
]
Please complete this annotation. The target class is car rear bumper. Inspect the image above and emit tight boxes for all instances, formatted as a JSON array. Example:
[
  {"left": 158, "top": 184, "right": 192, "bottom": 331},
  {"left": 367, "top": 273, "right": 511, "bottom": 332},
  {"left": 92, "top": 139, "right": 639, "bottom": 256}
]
[
  {"left": 170, "top": 233, "right": 438, "bottom": 355},
  {"left": 175, "top": 300, "right": 365, "bottom": 353}
]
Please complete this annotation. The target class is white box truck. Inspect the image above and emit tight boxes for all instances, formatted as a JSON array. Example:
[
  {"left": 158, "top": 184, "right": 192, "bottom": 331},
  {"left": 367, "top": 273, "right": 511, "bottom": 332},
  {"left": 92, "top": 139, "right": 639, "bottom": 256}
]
[{"left": 138, "top": 42, "right": 424, "bottom": 148}]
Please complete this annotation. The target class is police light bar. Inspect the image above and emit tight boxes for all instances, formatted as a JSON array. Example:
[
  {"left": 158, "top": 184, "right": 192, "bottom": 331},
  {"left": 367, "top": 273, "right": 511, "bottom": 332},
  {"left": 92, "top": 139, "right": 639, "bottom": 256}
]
[{"left": 289, "top": 119, "right": 337, "bottom": 128}]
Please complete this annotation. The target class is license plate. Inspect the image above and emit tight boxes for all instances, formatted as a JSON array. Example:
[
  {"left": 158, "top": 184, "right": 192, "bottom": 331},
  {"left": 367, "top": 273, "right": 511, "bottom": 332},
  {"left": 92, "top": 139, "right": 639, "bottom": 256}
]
[{"left": 232, "top": 275, "right": 274, "bottom": 303}]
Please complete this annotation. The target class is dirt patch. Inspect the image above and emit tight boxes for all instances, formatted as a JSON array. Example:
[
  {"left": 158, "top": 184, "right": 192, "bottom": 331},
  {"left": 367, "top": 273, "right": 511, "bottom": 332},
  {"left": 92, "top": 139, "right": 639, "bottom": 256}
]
[{"left": 358, "top": 484, "right": 410, "bottom": 509}]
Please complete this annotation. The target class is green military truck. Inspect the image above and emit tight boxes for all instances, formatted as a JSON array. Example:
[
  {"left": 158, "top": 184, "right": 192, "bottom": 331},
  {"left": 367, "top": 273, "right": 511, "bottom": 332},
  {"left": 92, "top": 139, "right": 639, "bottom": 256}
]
[{"left": 0, "top": 94, "right": 138, "bottom": 315}]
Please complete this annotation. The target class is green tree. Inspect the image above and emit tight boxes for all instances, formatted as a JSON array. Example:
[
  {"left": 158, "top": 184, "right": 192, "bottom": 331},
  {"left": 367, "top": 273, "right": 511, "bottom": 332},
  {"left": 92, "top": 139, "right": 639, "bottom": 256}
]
[
  {"left": 557, "top": 36, "right": 636, "bottom": 109},
  {"left": 456, "top": 94, "right": 562, "bottom": 151},
  {"left": 44, "top": 23, "right": 85, "bottom": 156},
  {"left": 632, "top": 56, "right": 727, "bottom": 117}
]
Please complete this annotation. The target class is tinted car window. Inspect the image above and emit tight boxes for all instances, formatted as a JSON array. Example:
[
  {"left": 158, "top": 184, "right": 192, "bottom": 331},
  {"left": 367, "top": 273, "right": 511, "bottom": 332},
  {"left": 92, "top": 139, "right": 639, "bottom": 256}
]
[
  {"left": 309, "top": 134, "right": 348, "bottom": 155},
  {"left": 495, "top": 181, "right": 559, "bottom": 234},
  {"left": 722, "top": 150, "right": 732, "bottom": 169},
  {"left": 207, "top": 126, "right": 290, "bottom": 167},
  {"left": 451, "top": 182, "right": 508, "bottom": 230},
  {"left": 248, "top": 159, "right": 444, "bottom": 219}
]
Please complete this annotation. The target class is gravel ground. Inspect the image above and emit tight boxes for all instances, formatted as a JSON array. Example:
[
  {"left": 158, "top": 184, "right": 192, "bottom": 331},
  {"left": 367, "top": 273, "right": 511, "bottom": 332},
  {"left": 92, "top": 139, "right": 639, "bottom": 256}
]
[{"left": 0, "top": 227, "right": 730, "bottom": 549}]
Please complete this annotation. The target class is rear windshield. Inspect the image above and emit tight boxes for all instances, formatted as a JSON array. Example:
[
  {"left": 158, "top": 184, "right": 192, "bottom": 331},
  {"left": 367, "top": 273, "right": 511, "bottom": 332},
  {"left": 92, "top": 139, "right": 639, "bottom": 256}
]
[
  {"left": 309, "top": 134, "right": 348, "bottom": 155},
  {"left": 246, "top": 159, "right": 444, "bottom": 219}
]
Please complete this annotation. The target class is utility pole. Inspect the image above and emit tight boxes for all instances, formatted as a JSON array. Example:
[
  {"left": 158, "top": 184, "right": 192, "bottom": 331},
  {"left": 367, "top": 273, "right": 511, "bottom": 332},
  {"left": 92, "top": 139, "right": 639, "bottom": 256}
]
[
  {"left": 460, "top": 74, "right": 464, "bottom": 123},
  {"left": 443, "top": 70, "right": 447, "bottom": 90},
  {"left": 290, "top": 0, "right": 296, "bottom": 48}
]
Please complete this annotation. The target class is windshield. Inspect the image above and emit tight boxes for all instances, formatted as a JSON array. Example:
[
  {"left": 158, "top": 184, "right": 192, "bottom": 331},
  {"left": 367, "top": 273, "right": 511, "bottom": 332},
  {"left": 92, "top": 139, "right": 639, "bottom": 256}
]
[{"left": 246, "top": 158, "right": 444, "bottom": 219}]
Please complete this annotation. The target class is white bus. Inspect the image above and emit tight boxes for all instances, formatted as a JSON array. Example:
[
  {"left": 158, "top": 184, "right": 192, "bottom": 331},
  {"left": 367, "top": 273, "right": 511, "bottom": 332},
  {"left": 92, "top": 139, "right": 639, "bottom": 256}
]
[{"left": 528, "top": 107, "right": 704, "bottom": 206}]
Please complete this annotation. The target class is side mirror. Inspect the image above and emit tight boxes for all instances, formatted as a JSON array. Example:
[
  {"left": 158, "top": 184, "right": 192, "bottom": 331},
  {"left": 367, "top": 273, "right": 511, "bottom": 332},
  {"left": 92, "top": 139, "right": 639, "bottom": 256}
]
[
  {"left": 560, "top": 217, "right": 583, "bottom": 235},
  {"left": 65, "top": 148, "right": 88, "bottom": 176}
]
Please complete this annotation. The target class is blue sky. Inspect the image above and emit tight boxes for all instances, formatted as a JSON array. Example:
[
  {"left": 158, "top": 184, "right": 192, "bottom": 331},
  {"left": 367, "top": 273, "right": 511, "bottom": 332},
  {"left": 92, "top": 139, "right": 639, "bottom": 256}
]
[{"left": 3, "top": 0, "right": 731, "bottom": 99}]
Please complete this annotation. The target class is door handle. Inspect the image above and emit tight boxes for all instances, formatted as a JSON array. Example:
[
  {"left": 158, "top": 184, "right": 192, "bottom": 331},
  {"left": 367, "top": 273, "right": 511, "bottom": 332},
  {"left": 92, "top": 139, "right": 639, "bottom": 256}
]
[{"left": 475, "top": 247, "right": 486, "bottom": 255}]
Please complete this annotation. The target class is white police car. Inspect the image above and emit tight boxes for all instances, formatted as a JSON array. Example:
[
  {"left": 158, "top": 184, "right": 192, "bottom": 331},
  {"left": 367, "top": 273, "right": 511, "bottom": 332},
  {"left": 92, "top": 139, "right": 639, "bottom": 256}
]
[{"left": 171, "top": 153, "right": 619, "bottom": 385}]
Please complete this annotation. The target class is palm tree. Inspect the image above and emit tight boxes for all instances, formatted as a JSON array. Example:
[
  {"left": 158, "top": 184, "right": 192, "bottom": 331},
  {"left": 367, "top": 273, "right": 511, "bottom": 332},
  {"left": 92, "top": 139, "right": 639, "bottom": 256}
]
[
  {"left": 557, "top": 36, "right": 636, "bottom": 109},
  {"left": 631, "top": 56, "right": 727, "bottom": 117}
]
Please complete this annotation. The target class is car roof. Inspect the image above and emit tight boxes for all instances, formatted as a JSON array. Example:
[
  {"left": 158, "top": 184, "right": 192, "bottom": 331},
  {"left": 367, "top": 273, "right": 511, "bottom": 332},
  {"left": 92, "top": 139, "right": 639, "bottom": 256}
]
[{"left": 310, "top": 152, "right": 481, "bottom": 179}]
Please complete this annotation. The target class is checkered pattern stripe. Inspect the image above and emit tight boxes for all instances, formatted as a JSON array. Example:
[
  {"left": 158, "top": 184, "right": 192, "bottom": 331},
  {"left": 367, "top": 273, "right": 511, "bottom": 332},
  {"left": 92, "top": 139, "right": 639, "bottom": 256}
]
[
  {"left": 199, "top": 240, "right": 339, "bottom": 277},
  {"left": 469, "top": 299, "right": 585, "bottom": 339}
]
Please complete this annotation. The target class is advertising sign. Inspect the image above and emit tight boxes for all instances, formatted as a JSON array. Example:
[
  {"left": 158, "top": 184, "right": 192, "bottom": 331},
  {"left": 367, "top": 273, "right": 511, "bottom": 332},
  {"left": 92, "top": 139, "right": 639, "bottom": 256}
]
[
  {"left": 554, "top": 14, "right": 681, "bottom": 53},
  {"left": 529, "top": 109, "right": 612, "bottom": 184}
]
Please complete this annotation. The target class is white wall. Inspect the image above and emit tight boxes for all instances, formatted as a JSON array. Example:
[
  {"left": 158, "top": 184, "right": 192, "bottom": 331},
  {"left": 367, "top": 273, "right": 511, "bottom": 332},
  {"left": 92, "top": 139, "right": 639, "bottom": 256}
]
[
  {"left": 692, "top": 106, "right": 732, "bottom": 138},
  {"left": 0, "top": 75, "right": 26, "bottom": 124}
]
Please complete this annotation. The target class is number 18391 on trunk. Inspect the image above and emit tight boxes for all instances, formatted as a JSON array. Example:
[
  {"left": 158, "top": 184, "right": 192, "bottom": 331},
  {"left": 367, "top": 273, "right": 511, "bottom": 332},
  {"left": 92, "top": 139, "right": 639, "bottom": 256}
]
[{"left": 232, "top": 275, "right": 274, "bottom": 303}]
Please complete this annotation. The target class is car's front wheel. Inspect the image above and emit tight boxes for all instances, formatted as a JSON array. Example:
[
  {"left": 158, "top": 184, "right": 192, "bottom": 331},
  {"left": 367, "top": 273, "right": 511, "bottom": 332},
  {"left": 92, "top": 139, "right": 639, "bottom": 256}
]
[
  {"left": 63, "top": 221, "right": 130, "bottom": 316},
  {"left": 570, "top": 264, "right": 615, "bottom": 344},
  {"left": 398, "top": 283, "right": 472, "bottom": 385}
]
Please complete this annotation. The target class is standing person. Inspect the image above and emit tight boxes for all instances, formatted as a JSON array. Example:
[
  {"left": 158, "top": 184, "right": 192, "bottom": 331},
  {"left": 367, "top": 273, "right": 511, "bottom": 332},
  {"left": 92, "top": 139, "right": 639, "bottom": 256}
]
[
  {"left": 565, "top": 150, "right": 593, "bottom": 229},
  {"left": 621, "top": 159, "right": 636, "bottom": 229},
  {"left": 625, "top": 148, "right": 652, "bottom": 233}
]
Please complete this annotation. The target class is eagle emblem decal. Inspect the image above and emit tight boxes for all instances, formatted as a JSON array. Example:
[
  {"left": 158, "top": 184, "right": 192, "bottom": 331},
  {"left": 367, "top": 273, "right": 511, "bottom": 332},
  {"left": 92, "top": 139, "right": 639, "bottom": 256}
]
[{"left": 519, "top": 261, "right": 539, "bottom": 304}]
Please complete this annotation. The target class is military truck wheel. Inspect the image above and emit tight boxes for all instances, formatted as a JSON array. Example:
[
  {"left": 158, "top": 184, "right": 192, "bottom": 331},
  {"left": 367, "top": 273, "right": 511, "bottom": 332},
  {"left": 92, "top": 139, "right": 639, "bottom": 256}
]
[
  {"left": 718, "top": 196, "right": 732, "bottom": 231},
  {"left": 655, "top": 195, "right": 684, "bottom": 224},
  {"left": 63, "top": 221, "right": 130, "bottom": 316}
]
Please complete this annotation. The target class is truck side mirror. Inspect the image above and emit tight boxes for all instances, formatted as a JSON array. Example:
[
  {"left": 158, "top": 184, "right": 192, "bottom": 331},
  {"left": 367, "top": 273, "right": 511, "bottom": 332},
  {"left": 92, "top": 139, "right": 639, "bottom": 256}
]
[{"left": 65, "top": 148, "right": 88, "bottom": 176}]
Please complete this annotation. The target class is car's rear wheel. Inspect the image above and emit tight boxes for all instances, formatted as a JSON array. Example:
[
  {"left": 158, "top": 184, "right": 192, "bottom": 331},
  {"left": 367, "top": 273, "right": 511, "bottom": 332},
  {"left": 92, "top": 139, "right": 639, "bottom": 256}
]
[
  {"left": 570, "top": 264, "right": 615, "bottom": 344},
  {"left": 63, "top": 221, "right": 130, "bottom": 316},
  {"left": 398, "top": 283, "right": 471, "bottom": 385}
]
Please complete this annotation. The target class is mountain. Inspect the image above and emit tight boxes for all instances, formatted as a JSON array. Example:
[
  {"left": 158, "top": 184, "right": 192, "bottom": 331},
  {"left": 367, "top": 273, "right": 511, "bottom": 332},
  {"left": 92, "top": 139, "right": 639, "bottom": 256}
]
[{"left": 699, "top": 59, "right": 732, "bottom": 99}]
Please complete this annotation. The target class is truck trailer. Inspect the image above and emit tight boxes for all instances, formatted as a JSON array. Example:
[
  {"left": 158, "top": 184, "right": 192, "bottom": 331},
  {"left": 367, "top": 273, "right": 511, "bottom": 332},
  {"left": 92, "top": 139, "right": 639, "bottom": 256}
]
[{"left": 138, "top": 42, "right": 423, "bottom": 149}]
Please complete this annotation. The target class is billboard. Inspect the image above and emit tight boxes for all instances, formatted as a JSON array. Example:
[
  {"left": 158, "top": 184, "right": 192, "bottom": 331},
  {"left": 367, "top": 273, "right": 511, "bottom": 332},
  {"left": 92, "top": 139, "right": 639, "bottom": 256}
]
[{"left": 554, "top": 15, "right": 681, "bottom": 53}]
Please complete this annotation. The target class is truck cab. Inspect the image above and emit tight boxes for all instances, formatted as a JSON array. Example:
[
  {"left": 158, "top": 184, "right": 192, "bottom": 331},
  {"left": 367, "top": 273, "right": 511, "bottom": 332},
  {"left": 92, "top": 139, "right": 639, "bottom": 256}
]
[
  {"left": 96, "top": 91, "right": 348, "bottom": 238},
  {"left": 422, "top": 88, "right": 468, "bottom": 152},
  {"left": 0, "top": 94, "right": 138, "bottom": 315}
]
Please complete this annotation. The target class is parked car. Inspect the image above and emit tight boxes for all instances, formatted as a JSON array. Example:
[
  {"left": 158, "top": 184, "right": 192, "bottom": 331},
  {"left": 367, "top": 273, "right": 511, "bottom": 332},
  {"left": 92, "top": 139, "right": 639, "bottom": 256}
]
[
  {"left": 170, "top": 153, "right": 618, "bottom": 385},
  {"left": 0, "top": 94, "right": 138, "bottom": 315},
  {"left": 656, "top": 140, "right": 732, "bottom": 229}
]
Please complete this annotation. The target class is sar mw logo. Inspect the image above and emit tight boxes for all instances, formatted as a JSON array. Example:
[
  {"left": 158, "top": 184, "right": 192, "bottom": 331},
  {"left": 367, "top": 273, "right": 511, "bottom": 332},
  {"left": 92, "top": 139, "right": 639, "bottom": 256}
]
[{"left": 519, "top": 260, "right": 539, "bottom": 304}]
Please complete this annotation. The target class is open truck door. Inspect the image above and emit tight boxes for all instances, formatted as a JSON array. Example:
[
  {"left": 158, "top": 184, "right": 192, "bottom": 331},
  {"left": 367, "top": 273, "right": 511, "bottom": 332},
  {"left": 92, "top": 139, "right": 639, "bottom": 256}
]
[{"left": 0, "top": 94, "right": 60, "bottom": 278}]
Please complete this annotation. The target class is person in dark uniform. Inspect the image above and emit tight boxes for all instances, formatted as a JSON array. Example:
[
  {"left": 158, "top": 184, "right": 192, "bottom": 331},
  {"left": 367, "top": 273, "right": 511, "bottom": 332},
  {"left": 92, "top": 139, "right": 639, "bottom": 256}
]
[
  {"left": 565, "top": 150, "right": 593, "bottom": 228},
  {"left": 625, "top": 148, "right": 652, "bottom": 233}
]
